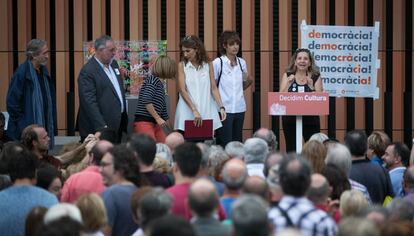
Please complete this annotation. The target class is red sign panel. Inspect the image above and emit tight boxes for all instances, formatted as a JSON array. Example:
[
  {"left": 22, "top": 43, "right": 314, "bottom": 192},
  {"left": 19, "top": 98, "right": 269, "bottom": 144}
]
[{"left": 268, "top": 92, "right": 329, "bottom": 116}]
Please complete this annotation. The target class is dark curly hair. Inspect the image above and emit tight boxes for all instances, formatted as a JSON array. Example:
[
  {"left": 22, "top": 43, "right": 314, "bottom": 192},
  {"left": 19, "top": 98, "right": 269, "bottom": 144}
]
[
  {"left": 218, "top": 30, "right": 241, "bottom": 55},
  {"left": 110, "top": 144, "right": 142, "bottom": 187}
]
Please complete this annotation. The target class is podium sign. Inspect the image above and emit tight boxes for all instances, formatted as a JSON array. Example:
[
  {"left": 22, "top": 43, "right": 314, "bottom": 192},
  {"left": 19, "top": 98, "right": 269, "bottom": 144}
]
[
  {"left": 268, "top": 92, "right": 329, "bottom": 116},
  {"left": 268, "top": 92, "right": 329, "bottom": 153}
]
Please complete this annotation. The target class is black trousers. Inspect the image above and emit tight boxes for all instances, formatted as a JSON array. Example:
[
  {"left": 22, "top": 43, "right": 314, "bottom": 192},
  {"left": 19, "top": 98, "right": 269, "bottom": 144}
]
[
  {"left": 216, "top": 112, "right": 245, "bottom": 147},
  {"left": 282, "top": 115, "right": 320, "bottom": 152}
]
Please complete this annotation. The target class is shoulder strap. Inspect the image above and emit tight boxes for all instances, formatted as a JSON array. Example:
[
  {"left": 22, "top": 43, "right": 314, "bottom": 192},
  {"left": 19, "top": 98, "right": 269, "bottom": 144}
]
[
  {"left": 237, "top": 57, "right": 244, "bottom": 73},
  {"left": 217, "top": 57, "right": 223, "bottom": 88},
  {"left": 296, "top": 207, "right": 318, "bottom": 228},
  {"left": 276, "top": 205, "right": 295, "bottom": 227}
]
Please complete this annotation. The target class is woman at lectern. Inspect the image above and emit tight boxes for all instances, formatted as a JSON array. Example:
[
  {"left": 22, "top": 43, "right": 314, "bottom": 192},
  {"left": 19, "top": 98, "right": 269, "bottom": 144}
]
[{"left": 280, "top": 48, "right": 323, "bottom": 152}]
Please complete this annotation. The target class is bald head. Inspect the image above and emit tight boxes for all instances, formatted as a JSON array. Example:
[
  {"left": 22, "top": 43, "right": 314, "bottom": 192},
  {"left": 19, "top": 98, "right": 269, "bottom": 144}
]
[
  {"left": 242, "top": 175, "right": 269, "bottom": 200},
  {"left": 307, "top": 173, "right": 330, "bottom": 204},
  {"left": 404, "top": 166, "right": 414, "bottom": 190},
  {"left": 253, "top": 127, "right": 278, "bottom": 152},
  {"left": 188, "top": 178, "right": 219, "bottom": 217},
  {"left": 222, "top": 159, "right": 247, "bottom": 190},
  {"left": 90, "top": 140, "right": 113, "bottom": 165},
  {"left": 165, "top": 132, "right": 185, "bottom": 154}
]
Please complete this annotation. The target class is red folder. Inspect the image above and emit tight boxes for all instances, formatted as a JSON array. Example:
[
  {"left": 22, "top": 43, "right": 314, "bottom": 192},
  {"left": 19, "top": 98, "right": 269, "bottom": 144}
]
[{"left": 184, "top": 119, "right": 213, "bottom": 140}]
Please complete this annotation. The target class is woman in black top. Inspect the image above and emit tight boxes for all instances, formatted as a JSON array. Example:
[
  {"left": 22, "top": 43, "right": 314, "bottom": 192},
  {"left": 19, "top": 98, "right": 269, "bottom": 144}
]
[
  {"left": 134, "top": 55, "right": 176, "bottom": 142},
  {"left": 280, "top": 48, "right": 323, "bottom": 152}
]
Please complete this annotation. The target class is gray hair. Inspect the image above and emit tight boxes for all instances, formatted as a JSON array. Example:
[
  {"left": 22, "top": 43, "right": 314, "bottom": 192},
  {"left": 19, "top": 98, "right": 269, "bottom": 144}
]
[
  {"left": 231, "top": 194, "right": 269, "bottom": 236},
  {"left": 243, "top": 138, "right": 269, "bottom": 164},
  {"left": 44, "top": 203, "right": 83, "bottom": 225},
  {"left": 197, "top": 142, "right": 211, "bottom": 168},
  {"left": 222, "top": 162, "right": 248, "bottom": 190},
  {"left": 386, "top": 197, "right": 414, "bottom": 221},
  {"left": 26, "top": 39, "right": 47, "bottom": 60},
  {"left": 309, "top": 132, "right": 329, "bottom": 143},
  {"left": 156, "top": 143, "right": 173, "bottom": 167},
  {"left": 225, "top": 141, "right": 244, "bottom": 159},
  {"left": 325, "top": 143, "right": 352, "bottom": 176},
  {"left": 94, "top": 35, "right": 113, "bottom": 50},
  {"left": 253, "top": 128, "right": 278, "bottom": 152},
  {"left": 139, "top": 187, "right": 172, "bottom": 229},
  {"left": 208, "top": 145, "right": 229, "bottom": 177}
]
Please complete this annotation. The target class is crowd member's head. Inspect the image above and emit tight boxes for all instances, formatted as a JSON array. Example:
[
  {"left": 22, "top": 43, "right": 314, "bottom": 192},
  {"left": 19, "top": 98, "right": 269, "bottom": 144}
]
[
  {"left": 340, "top": 189, "right": 369, "bottom": 218},
  {"left": 25, "top": 206, "right": 47, "bottom": 236},
  {"left": 151, "top": 55, "right": 177, "bottom": 79},
  {"left": 221, "top": 159, "right": 247, "bottom": 192},
  {"left": 95, "top": 126, "right": 117, "bottom": 144},
  {"left": 218, "top": 30, "right": 241, "bottom": 55},
  {"left": 337, "top": 217, "right": 379, "bottom": 236},
  {"left": 5, "top": 142, "right": 38, "bottom": 183},
  {"left": 21, "top": 124, "right": 49, "bottom": 153},
  {"left": 307, "top": 173, "right": 331, "bottom": 205},
  {"left": 88, "top": 140, "right": 113, "bottom": 166},
  {"left": 207, "top": 145, "right": 229, "bottom": 181},
  {"left": 253, "top": 128, "right": 278, "bottom": 152},
  {"left": 367, "top": 131, "right": 391, "bottom": 160},
  {"left": 287, "top": 48, "right": 320, "bottom": 76},
  {"left": 0, "top": 174, "right": 11, "bottom": 190},
  {"left": 130, "top": 186, "right": 153, "bottom": 224},
  {"left": 225, "top": 141, "right": 244, "bottom": 159},
  {"left": 243, "top": 138, "right": 269, "bottom": 164},
  {"left": 43, "top": 203, "right": 82, "bottom": 225},
  {"left": 40, "top": 216, "right": 83, "bottom": 236},
  {"left": 138, "top": 187, "right": 172, "bottom": 231},
  {"left": 94, "top": 35, "right": 115, "bottom": 66},
  {"left": 344, "top": 130, "right": 367, "bottom": 157},
  {"left": 386, "top": 197, "right": 414, "bottom": 221},
  {"left": 278, "top": 154, "right": 312, "bottom": 197},
  {"left": 36, "top": 165, "right": 62, "bottom": 199},
  {"left": 173, "top": 142, "right": 202, "bottom": 178},
  {"left": 264, "top": 152, "right": 284, "bottom": 177},
  {"left": 364, "top": 205, "right": 389, "bottom": 226},
  {"left": 156, "top": 143, "right": 173, "bottom": 167},
  {"left": 180, "top": 35, "right": 209, "bottom": 66},
  {"left": 403, "top": 165, "right": 414, "bottom": 194},
  {"left": 26, "top": 39, "right": 48, "bottom": 65},
  {"left": 128, "top": 134, "right": 157, "bottom": 167},
  {"left": 0, "top": 112, "right": 6, "bottom": 141},
  {"left": 325, "top": 143, "right": 352, "bottom": 176},
  {"left": 301, "top": 140, "right": 326, "bottom": 173},
  {"left": 231, "top": 194, "right": 270, "bottom": 236},
  {"left": 147, "top": 214, "right": 195, "bottom": 236},
  {"left": 382, "top": 142, "right": 410, "bottom": 169},
  {"left": 309, "top": 132, "right": 329, "bottom": 144},
  {"left": 242, "top": 176, "right": 269, "bottom": 200},
  {"left": 75, "top": 193, "right": 107, "bottom": 234},
  {"left": 100, "top": 144, "right": 141, "bottom": 187},
  {"left": 188, "top": 178, "right": 219, "bottom": 217},
  {"left": 267, "top": 162, "right": 284, "bottom": 204},
  {"left": 196, "top": 142, "right": 211, "bottom": 177},
  {"left": 379, "top": 221, "right": 414, "bottom": 236},
  {"left": 165, "top": 132, "right": 185, "bottom": 154},
  {"left": 321, "top": 164, "right": 351, "bottom": 200}
]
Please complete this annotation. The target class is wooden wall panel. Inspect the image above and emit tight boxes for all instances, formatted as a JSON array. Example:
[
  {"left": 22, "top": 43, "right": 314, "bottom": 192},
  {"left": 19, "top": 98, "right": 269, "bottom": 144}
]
[
  {"left": 259, "top": 0, "right": 273, "bottom": 128},
  {"left": 0, "top": 0, "right": 412, "bottom": 149},
  {"left": 223, "top": 0, "right": 236, "bottom": 30},
  {"left": 373, "top": 0, "right": 386, "bottom": 130},
  {"left": 392, "top": 0, "right": 405, "bottom": 142},
  {"left": 0, "top": 0, "right": 12, "bottom": 111},
  {"left": 241, "top": 0, "right": 254, "bottom": 140}
]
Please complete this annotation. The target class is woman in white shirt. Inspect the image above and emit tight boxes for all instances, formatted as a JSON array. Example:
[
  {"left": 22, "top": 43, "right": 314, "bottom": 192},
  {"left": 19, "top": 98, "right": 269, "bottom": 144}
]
[{"left": 213, "top": 31, "right": 252, "bottom": 147}]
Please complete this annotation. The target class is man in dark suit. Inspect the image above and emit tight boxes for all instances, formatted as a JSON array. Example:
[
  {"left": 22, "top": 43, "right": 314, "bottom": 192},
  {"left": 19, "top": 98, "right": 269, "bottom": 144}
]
[{"left": 78, "top": 35, "right": 127, "bottom": 143}]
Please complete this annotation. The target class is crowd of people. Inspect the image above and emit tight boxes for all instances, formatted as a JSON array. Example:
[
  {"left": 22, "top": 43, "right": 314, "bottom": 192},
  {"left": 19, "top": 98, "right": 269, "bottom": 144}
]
[{"left": 2, "top": 34, "right": 414, "bottom": 236}]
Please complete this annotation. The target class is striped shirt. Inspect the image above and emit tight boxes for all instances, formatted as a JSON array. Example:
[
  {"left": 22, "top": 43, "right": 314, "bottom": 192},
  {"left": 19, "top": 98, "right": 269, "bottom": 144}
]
[
  {"left": 135, "top": 74, "right": 168, "bottom": 123},
  {"left": 268, "top": 196, "right": 337, "bottom": 236}
]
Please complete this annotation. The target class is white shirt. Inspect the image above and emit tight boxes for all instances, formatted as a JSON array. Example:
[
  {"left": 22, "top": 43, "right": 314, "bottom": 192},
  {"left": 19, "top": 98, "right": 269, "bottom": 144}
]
[
  {"left": 94, "top": 57, "right": 124, "bottom": 112},
  {"left": 213, "top": 56, "right": 247, "bottom": 113}
]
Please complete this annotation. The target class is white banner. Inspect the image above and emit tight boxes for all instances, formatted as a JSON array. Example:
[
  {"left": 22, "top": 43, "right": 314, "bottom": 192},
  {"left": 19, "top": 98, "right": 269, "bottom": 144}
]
[{"left": 301, "top": 21, "right": 380, "bottom": 99}]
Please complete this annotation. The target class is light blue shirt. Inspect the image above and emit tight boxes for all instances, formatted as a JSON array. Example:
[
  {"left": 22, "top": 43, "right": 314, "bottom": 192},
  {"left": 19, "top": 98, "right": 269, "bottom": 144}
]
[{"left": 389, "top": 166, "right": 406, "bottom": 197}]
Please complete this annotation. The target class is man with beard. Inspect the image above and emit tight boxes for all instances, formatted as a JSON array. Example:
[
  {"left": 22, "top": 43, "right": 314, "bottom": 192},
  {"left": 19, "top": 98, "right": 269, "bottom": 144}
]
[{"left": 6, "top": 39, "right": 57, "bottom": 148}]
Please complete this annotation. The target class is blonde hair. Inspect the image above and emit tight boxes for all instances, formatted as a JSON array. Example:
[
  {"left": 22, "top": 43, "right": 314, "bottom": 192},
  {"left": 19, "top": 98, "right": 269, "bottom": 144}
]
[
  {"left": 151, "top": 55, "right": 177, "bottom": 79},
  {"left": 340, "top": 190, "right": 369, "bottom": 218},
  {"left": 76, "top": 193, "right": 107, "bottom": 233},
  {"left": 367, "top": 131, "right": 390, "bottom": 157},
  {"left": 301, "top": 140, "right": 327, "bottom": 173}
]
